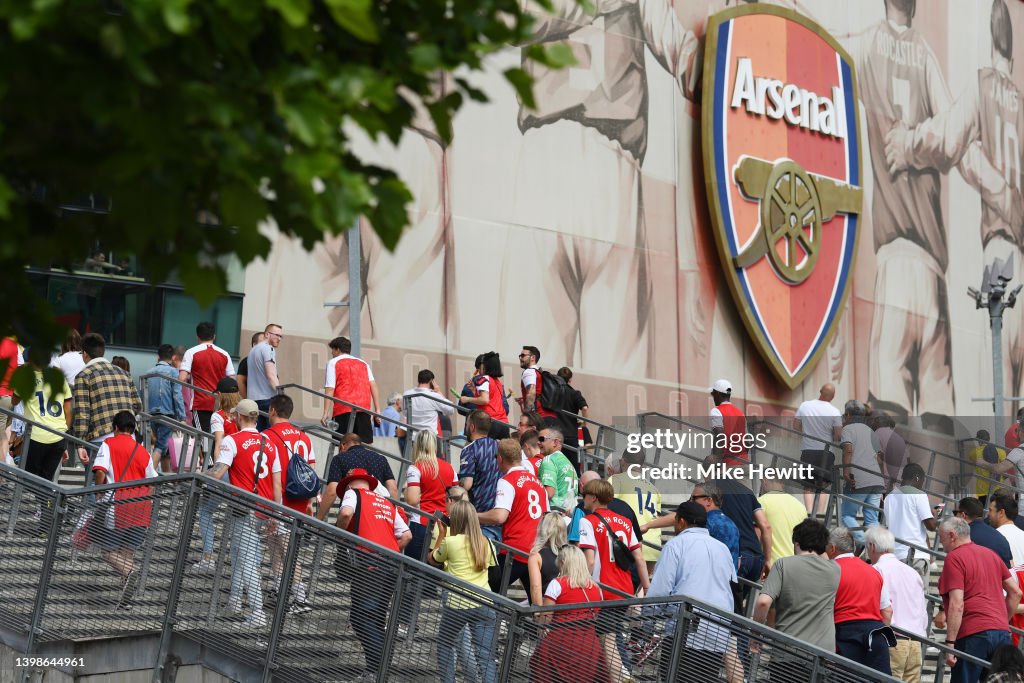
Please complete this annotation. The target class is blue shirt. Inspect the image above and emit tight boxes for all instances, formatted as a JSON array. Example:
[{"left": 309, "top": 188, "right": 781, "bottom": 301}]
[
  {"left": 145, "top": 361, "right": 184, "bottom": 420},
  {"left": 647, "top": 527, "right": 737, "bottom": 638},
  {"left": 707, "top": 509, "right": 740, "bottom": 568},
  {"left": 373, "top": 406, "right": 401, "bottom": 437},
  {"left": 459, "top": 437, "right": 500, "bottom": 512},
  {"left": 970, "top": 518, "right": 1012, "bottom": 568}
]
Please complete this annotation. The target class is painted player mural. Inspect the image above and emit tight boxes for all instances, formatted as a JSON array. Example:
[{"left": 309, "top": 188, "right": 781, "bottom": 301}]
[{"left": 242, "top": 0, "right": 1024, "bottom": 426}]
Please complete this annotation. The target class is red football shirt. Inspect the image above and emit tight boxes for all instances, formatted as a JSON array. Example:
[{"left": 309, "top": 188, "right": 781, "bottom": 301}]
[
  {"left": 180, "top": 343, "right": 234, "bottom": 412},
  {"left": 579, "top": 508, "right": 640, "bottom": 599},
  {"left": 406, "top": 459, "right": 457, "bottom": 524},
  {"left": 217, "top": 427, "right": 281, "bottom": 504},
  {"left": 267, "top": 422, "right": 317, "bottom": 514},
  {"left": 494, "top": 466, "right": 549, "bottom": 561}
]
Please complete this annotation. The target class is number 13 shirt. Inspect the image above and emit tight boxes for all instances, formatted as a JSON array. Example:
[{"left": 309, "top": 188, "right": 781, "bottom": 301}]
[
  {"left": 579, "top": 508, "right": 640, "bottom": 598},
  {"left": 493, "top": 466, "right": 549, "bottom": 562}
]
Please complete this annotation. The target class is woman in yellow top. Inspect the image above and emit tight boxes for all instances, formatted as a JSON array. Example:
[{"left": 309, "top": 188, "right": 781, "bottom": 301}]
[{"left": 429, "top": 499, "right": 497, "bottom": 683}]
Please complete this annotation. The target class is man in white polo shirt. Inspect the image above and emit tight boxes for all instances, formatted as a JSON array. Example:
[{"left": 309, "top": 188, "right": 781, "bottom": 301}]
[
  {"left": 990, "top": 492, "right": 1024, "bottom": 566},
  {"left": 866, "top": 525, "right": 927, "bottom": 682},
  {"left": 883, "top": 464, "right": 936, "bottom": 578},
  {"left": 794, "top": 383, "right": 842, "bottom": 513}
]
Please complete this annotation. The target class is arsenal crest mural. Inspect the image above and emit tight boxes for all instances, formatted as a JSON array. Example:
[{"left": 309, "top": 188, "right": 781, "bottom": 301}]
[{"left": 702, "top": 5, "right": 864, "bottom": 390}]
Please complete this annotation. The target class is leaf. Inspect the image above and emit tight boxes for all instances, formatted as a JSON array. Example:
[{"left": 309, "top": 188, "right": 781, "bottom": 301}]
[
  {"left": 503, "top": 67, "right": 535, "bottom": 110},
  {"left": 266, "top": 0, "right": 312, "bottom": 27},
  {"left": 323, "top": 0, "right": 379, "bottom": 43},
  {"left": 9, "top": 366, "right": 35, "bottom": 403},
  {"left": 219, "top": 183, "right": 268, "bottom": 232},
  {"left": 410, "top": 44, "right": 442, "bottom": 72},
  {"left": 368, "top": 177, "right": 413, "bottom": 250},
  {"left": 0, "top": 178, "right": 15, "bottom": 220},
  {"left": 163, "top": 0, "right": 195, "bottom": 35}
]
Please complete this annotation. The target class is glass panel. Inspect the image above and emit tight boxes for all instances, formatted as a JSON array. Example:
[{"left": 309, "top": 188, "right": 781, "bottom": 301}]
[{"left": 161, "top": 294, "right": 243, "bottom": 356}]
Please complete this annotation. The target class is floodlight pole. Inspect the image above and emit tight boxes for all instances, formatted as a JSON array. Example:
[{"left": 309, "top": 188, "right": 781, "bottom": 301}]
[
  {"left": 969, "top": 276, "right": 1022, "bottom": 439},
  {"left": 322, "top": 220, "right": 362, "bottom": 356}
]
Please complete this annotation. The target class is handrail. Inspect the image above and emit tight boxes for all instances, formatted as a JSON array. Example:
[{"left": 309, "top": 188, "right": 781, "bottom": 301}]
[
  {"left": 0, "top": 405, "right": 100, "bottom": 453},
  {"left": 278, "top": 382, "right": 413, "bottom": 432},
  {"left": 138, "top": 371, "right": 216, "bottom": 398}
]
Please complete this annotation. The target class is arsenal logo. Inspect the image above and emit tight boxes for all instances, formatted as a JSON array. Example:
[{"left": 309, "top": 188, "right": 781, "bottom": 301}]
[{"left": 702, "top": 5, "right": 863, "bottom": 390}]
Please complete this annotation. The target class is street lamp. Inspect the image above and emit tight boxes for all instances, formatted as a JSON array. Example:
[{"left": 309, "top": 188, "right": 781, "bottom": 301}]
[{"left": 968, "top": 254, "right": 1022, "bottom": 438}]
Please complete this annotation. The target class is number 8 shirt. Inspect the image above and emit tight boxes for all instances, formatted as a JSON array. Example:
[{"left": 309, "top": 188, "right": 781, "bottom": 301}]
[
  {"left": 217, "top": 426, "right": 282, "bottom": 503},
  {"left": 493, "top": 465, "right": 549, "bottom": 561},
  {"left": 579, "top": 508, "right": 640, "bottom": 598}
]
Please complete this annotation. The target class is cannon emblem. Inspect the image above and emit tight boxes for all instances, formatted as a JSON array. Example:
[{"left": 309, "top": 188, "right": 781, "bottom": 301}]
[{"left": 732, "top": 156, "right": 863, "bottom": 285}]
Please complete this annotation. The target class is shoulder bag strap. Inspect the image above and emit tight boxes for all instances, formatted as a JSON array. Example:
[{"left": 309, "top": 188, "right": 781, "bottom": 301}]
[
  {"left": 114, "top": 441, "right": 142, "bottom": 483},
  {"left": 253, "top": 434, "right": 267, "bottom": 494}
]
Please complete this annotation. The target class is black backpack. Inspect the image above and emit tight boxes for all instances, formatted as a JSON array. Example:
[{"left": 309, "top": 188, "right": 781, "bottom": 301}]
[{"left": 538, "top": 369, "right": 570, "bottom": 413}]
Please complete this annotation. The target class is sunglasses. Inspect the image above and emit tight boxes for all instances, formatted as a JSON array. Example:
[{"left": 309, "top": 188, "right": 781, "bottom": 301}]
[
  {"left": 538, "top": 435, "right": 558, "bottom": 443},
  {"left": 690, "top": 494, "right": 709, "bottom": 501}
]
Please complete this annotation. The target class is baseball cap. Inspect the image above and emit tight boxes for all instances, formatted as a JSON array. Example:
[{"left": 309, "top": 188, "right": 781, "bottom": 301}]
[
  {"left": 710, "top": 379, "right": 733, "bottom": 394},
  {"left": 216, "top": 377, "right": 239, "bottom": 394},
  {"left": 676, "top": 501, "right": 708, "bottom": 527},
  {"left": 232, "top": 399, "right": 260, "bottom": 417}
]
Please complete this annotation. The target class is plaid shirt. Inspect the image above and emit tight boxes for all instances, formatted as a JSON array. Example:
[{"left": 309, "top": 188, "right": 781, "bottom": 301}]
[{"left": 72, "top": 358, "right": 142, "bottom": 442}]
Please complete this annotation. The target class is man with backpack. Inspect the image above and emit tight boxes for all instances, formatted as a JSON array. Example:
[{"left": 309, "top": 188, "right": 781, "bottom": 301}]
[
  {"left": 266, "top": 393, "right": 319, "bottom": 614},
  {"left": 518, "top": 346, "right": 568, "bottom": 429}
]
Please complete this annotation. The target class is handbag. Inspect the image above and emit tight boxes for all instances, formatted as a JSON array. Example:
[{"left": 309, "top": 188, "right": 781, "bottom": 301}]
[
  {"left": 486, "top": 540, "right": 501, "bottom": 589},
  {"left": 591, "top": 510, "right": 635, "bottom": 571}
]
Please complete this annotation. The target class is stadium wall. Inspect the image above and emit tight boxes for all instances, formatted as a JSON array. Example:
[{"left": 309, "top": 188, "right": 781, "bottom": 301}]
[{"left": 240, "top": 0, "right": 1024, "bottom": 428}]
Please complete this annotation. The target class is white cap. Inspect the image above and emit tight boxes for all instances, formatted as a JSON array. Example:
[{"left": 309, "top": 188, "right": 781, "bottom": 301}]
[{"left": 710, "top": 379, "right": 732, "bottom": 394}]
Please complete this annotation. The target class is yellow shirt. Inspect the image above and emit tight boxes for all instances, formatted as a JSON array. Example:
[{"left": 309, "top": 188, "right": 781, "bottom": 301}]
[
  {"left": 757, "top": 491, "right": 808, "bottom": 561},
  {"left": 432, "top": 533, "right": 495, "bottom": 608},
  {"left": 969, "top": 444, "right": 1006, "bottom": 497},
  {"left": 24, "top": 370, "right": 70, "bottom": 445},
  {"left": 610, "top": 472, "right": 662, "bottom": 562}
]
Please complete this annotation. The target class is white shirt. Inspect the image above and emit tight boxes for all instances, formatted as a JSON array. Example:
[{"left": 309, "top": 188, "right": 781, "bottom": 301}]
[
  {"left": 873, "top": 553, "right": 928, "bottom": 637},
  {"left": 402, "top": 387, "right": 455, "bottom": 432},
  {"left": 56, "top": 351, "right": 85, "bottom": 386},
  {"left": 521, "top": 366, "right": 539, "bottom": 388},
  {"left": 520, "top": 451, "right": 536, "bottom": 475},
  {"left": 883, "top": 487, "right": 934, "bottom": 561},
  {"left": 998, "top": 523, "right": 1024, "bottom": 566},
  {"left": 340, "top": 489, "right": 411, "bottom": 537},
  {"left": 1005, "top": 448, "right": 1024, "bottom": 486},
  {"left": 795, "top": 399, "right": 842, "bottom": 451}
]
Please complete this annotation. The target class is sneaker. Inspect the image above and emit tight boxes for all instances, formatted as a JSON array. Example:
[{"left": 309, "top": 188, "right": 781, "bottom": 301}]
[
  {"left": 244, "top": 610, "right": 268, "bottom": 629},
  {"left": 118, "top": 569, "right": 139, "bottom": 608},
  {"left": 628, "top": 633, "right": 662, "bottom": 666},
  {"left": 192, "top": 558, "right": 215, "bottom": 572},
  {"left": 292, "top": 582, "right": 308, "bottom": 603},
  {"left": 287, "top": 600, "right": 312, "bottom": 616}
]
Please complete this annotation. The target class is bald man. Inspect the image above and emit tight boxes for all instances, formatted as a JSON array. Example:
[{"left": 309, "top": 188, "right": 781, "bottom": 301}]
[{"left": 795, "top": 384, "right": 843, "bottom": 513}]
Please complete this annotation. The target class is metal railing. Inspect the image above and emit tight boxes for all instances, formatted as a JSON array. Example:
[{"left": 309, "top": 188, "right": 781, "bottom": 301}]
[{"left": 0, "top": 459, "right": 994, "bottom": 682}]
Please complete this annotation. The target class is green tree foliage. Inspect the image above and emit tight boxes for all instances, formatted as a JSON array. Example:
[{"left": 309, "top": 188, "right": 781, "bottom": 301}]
[{"left": 0, "top": 0, "right": 573, "bottom": 395}]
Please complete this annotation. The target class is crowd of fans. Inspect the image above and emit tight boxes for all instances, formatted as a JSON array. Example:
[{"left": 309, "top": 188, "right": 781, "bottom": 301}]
[{"left": 8, "top": 325, "right": 1024, "bottom": 682}]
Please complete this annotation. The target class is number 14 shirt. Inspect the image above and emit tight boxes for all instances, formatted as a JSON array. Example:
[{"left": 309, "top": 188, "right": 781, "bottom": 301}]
[{"left": 493, "top": 466, "right": 549, "bottom": 562}]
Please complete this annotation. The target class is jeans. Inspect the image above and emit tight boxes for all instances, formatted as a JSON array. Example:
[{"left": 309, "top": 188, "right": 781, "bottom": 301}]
[
  {"left": 835, "top": 619, "right": 893, "bottom": 675},
  {"left": 404, "top": 521, "right": 427, "bottom": 562},
  {"left": 841, "top": 490, "right": 882, "bottom": 544},
  {"left": 437, "top": 606, "right": 496, "bottom": 683},
  {"left": 229, "top": 514, "right": 264, "bottom": 612},
  {"left": 255, "top": 400, "right": 271, "bottom": 432},
  {"left": 481, "top": 524, "right": 502, "bottom": 544},
  {"left": 952, "top": 629, "right": 1010, "bottom": 683},
  {"left": 351, "top": 566, "right": 397, "bottom": 674},
  {"left": 200, "top": 472, "right": 230, "bottom": 554}
]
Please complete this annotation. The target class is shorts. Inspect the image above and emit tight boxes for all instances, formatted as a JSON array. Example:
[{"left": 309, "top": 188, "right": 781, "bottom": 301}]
[
  {"left": 0, "top": 395, "right": 10, "bottom": 433},
  {"left": 799, "top": 449, "right": 835, "bottom": 488},
  {"left": 334, "top": 411, "right": 373, "bottom": 444},
  {"left": 152, "top": 423, "right": 173, "bottom": 455},
  {"left": 101, "top": 526, "right": 147, "bottom": 552}
]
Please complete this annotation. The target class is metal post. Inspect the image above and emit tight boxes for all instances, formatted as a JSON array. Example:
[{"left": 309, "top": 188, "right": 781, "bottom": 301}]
[
  {"left": 20, "top": 489, "right": 64, "bottom": 683},
  {"left": 348, "top": 221, "right": 361, "bottom": 357},
  {"left": 152, "top": 476, "right": 202, "bottom": 683},
  {"left": 993, "top": 309, "right": 1005, "bottom": 439},
  {"left": 497, "top": 610, "right": 520, "bottom": 680},
  {"left": 263, "top": 519, "right": 301, "bottom": 683},
  {"left": 377, "top": 560, "right": 407, "bottom": 683},
  {"left": 664, "top": 602, "right": 690, "bottom": 682}
]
